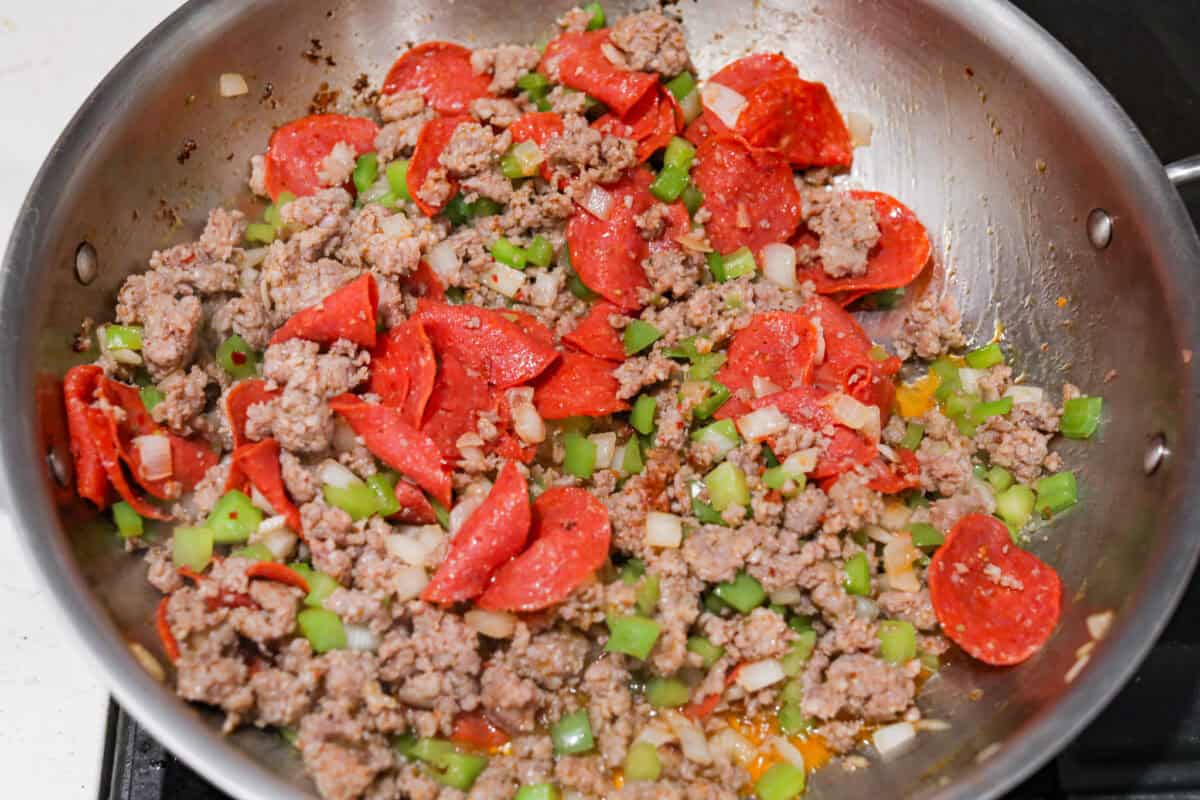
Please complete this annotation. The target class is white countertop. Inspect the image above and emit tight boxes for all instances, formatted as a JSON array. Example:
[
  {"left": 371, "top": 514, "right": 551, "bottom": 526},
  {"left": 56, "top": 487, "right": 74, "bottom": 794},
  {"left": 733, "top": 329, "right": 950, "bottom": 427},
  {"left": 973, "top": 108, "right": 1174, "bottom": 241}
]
[{"left": 0, "top": 3, "right": 177, "bottom": 794}]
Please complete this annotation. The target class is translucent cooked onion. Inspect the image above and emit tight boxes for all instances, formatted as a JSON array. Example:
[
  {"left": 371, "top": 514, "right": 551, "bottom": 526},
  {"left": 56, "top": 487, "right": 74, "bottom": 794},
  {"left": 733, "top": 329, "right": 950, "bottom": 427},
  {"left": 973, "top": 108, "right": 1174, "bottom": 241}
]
[
  {"left": 678, "top": 89, "right": 702, "bottom": 124},
  {"left": 344, "top": 624, "right": 380, "bottom": 652},
  {"left": 771, "top": 736, "right": 807, "bottom": 770},
  {"left": 664, "top": 711, "right": 712, "bottom": 765},
  {"left": 634, "top": 723, "right": 677, "bottom": 747},
  {"left": 133, "top": 435, "right": 172, "bottom": 481},
  {"left": 465, "top": 608, "right": 518, "bottom": 638},
  {"left": 761, "top": 243, "right": 798, "bottom": 289},
  {"left": 242, "top": 247, "right": 268, "bottom": 269},
  {"left": 854, "top": 597, "right": 880, "bottom": 620},
  {"left": 583, "top": 185, "right": 614, "bottom": 220},
  {"left": 701, "top": 82, "right": 747, "bottom": 129},
  {"left": 385, "top": 533, "right": 436, "bottom": 567},
  {"left": 393, "top": 566, "right": 429, "bottom": 602},
  {"left": 769, "top": 588, "right": 803, "bottom": 605},
  {"left": 645, "top": 511, "right": 683, "bottom": 548},
  {"left": 752, "top": 376, "right": 781, "bottom": 398},
  {"left": 511, "top": 140, "right": 544, "bottom": 173},
  {"left": 332, "top": 417, "right": 359, "bottom": 453},
  {"left": 880, "top": 500, "right": 912, "bottom": 531},
  {"left": 709, "top": 728, "right": 754, "bottom": 765},
  {"left": 736, "top": 405, "right": 790, "bottom": 442},
  {"left": 219, "top": 72, "right": 249, "bottom": 97},
  {"left": 736, "top": 659, "right": 786, "bottom": 692},
  {"left": 483, "top": 263, "right": 526, "bottom": 299},
  {"left": 782, "top": 448, "right": 818, "bottom": 475},
  {"left": 884, "top": 535, "right": 922, "bottom": 593},
  {"left": 958, "top": 367, "right": 985, "bottom": 395},
  {"left": 845, "top": 111, "right": 874, "bottom": 147},
  {"left": 318, "top": 459, "right": 358, "bottom": 489},
  {"left": 1004, "top": 385, "right": 1045, "bottom": 406},
  {"left": 508, "top": 390, "right": 546, "bottom": 444},
  {"left": 427, "top": 240, "right": 461, "bottom": 283},
  {"left": 827, "top": 393, "right": 880, "bottom": 438},
  {"left": 873, "top": 722, "right": 917, "bottom": 758},
  {"left": 530, "top": 269, "right": 561, "bottom": 308},
  {"left": 589, "top": 432, "right": 617, "bottom": 470},
  {"left": 449, "top": 483, "right": 491, "bottom": 535},
  {"left": 260, "top": 526, "right": 298, "bottom": 560}
]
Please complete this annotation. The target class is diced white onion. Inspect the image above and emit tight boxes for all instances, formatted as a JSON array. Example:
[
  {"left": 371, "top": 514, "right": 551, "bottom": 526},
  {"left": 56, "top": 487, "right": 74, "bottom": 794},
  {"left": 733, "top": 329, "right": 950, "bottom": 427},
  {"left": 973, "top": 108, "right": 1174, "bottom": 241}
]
[
  {"left": 873, "top": 722, "right": 917, "bottom": 758},
  {"left": 332, "top": 417, "right": 359, "bottom": 453},
  {"left": 344, "top": 624, "right": 380, "bottom": 652},
  {"left": 134, "top": 435, "right": 173, "bottom": 481},
  {"left": 509, "top": 394, "right": 546, "bottom": 444},
  {"left": 530, "top": 268, "right": 562, "bottom": 308},
  {"left": 426, "top": 241, "right": 461, "bottom": 284},
  {"left": 456, "top": 432, "right": 485, "bottom": 449},
  {"left": 242, "top": 247, "right": 268, "bottom": 269},
  {"left": 761, "top": 242, "right": 798, "bottom": 289},
  {"left": 1087, "top": 610, "right": 1114, "bottom": 640},
  {"left": 694, "top": 425, "right": 738, "bottom": 459},
  {"left": 589, "top": 432, "right": 617, "bottom": 470},
  {"left": 863, "top": 524, "right": 894, "bottom": 544},
  {"left": 845, "top": 111, "right": 874, "bottom": 147},
  {"left": 465, "top": 608, "right": 518, "bottom": 638},
  {"left": 782, "top": 448, "right": 818, "bottom": 475},
  {"left": 392, "top": 565, "right": 429, "bottom": 602},
  {"left": 249, "top": 486, "right": 278, "bottom": 516},
  {"left": 854, "top": 597, "right": 880, "bottom": 620},
  {"left": 634, "top": 723, "right": 677, "bottom": 747},
  {"left": 958, "top": 367, "right": 985, "bottom": 395},
  {"left": 583, "top": 185, "right": 614, "bottom": 220},
  {"left": 771, "top": 736, "right": 807, "bottom": 770},
  {"left": 128, "top": 641, "right": 166, "bottom": 682},
  {"left": 511, "top": 140, "right": 544, "bottom": 175},
  {"left": 318, "top": 459, "right": 358, "bottom": 489},
  {"left": 752, "top": 376, "right": 781, "bottom": 399},
  {"left": 219, "top": 72, "right": 249, "bottom": 97},
  {"left": 708, "top": 728, "right": 754, "bottom": 765},
  {"left": 679, "top": 380, "right": 710, "bottom": 407},
  {"left": 385, "top": 533, "right": 436, "bottom": 567},
  {"left": 736, "top": 405, "right": 790, "bottom": 442},
  {"left": 914, "top": 719, "right": 952, "bottom": 732},
  {"left": 260, "top": 527, "right": 298, "bottom": 560},
  {"left": 664, "top": 711, "right": 711, "bottom": 764},
  {"left": 679, "top": 89, "right": 702, "bottom": 124},
  {"left": 111, "top": 348, "right": 143, "bottom": 365},
  {"left": 611, "top": 443, "right": 628, "bottom": 475},
  {"left": 645, "top": 511, "right": 683, "bottom": 548},
  {"left": 826, "top": 393, "right": 880, "bottom": 438},
  {"left": 1004, "top": 385, "right": 1045, "bottom": 406},
  {"left": 701, "top": 82, "right": 747, "bottom": 129},
  {"left": 880, "top": 501, "right": 912, "bottom": 531},
  {"left": 483, "top": 263, "right": 526, "bottom": 299},
  {"left": 449, "top": 482, "right": 491, "bottom": 535},
  {"left": 769, "top": 588, "right": 803, "bottom": 605},
  {"left": 884, "top": 535, "right": 922, "bottom": 594},
  {"left": 736, "top": 659, "right": 786, "bottom": 692}
]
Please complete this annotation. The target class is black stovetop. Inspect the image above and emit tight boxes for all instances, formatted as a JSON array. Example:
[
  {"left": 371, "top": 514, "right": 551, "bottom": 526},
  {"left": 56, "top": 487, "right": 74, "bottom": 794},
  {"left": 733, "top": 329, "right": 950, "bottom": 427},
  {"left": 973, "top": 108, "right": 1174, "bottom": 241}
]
[{"left": 100, "top": 2, "right": 1200, "bottom": 798}]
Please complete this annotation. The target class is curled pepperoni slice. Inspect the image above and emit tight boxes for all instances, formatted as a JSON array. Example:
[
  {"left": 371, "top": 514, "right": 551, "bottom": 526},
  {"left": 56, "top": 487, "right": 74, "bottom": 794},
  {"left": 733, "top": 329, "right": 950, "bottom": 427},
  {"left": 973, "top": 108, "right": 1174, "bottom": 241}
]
[
  {"left": 382, "top": 42, "right": 493, "bottom": 115},
  {"left": 929, "top": 514, "right": 1063, "bottom": 666},
  {"left": 270, "top": 274, "right": 379, "bottom": 349},
  {"left": 400, "top": 260, "right": 447, "bottom": 302},
  {"left": 477, "top": 487, "right": 612, "bottom": 612},
  {"left": 416, "top": 301, "right": 560, "bottom": 389},
  {"left": 799, "top": 191, "right": 932, "bottom": 296},
  {"left": 368, "top": 318, "right": 437, "bottom": 428},
  {"left": 224, "top": 379, "right": 280, "bottom": 449},
  {"left": 421, "top": 349, "right": 492, "bottom": 462},
  {"left": 865, "top": 449, "right": 921, "bottom": 494},
  {"left": 407, "top": 115, "right": 471, "bottom": 217},
  {"left": 83, "top": 406, "right": 169, "bottom": 520},
  {"left": 593, "top": 85, "right": 680, "bottom": 163},
  {"left": 540, "top": 30, "right": 658, "bottom": 117},
  {"left": 63, "top": 365, "right": 111, "bottom": 508},
  {"left": 533, "top": 351, "right": 629, "bottom": 420},
  {"left": 392, "top": 480, "right": 438, "bottom": 525},
  {"left": 263, "top": 114, "right": 379, "bottom": 200},
  {"left": 563, "top": 301, "right": 626, "bottom": 362},
  {"left": 807, "top": 296, "right": 898, "bottom": 421},
  {"left": 565, "top": 169, "right": 656, "bottom": 311},
  {"left": 685, "top": 53, "right": 799, "bottom": 146},
  {"left": 736, "top": 76, "right": 852, "bottom": 169},
  {"left": 712, "top": 312, "right": 820, "bottom": 420},
  {"left": 690, "top": 135, "right": 801, "bottom": 256},
  {"left": 510, "top": 111, "right": 564, "bottom": 182},
  {"left": 230, "top": 439, "right": 302, "bottom": 534},
  {"left": 422, "top": 460, "right": 531, "bottom": 604},
  {"left": 752, "top": 387, "right": 875, "bottom": 479}
]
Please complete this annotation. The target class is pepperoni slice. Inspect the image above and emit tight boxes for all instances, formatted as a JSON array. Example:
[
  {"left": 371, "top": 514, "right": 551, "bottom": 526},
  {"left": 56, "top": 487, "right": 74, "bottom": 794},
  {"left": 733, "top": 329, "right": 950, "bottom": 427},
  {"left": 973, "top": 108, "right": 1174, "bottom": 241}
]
[
  {"left": 799, "top": 191, "right": 932, "bottom": 296},
  {"left": 498, "top": 310, "right": 557, "bottom": 350},
  {"left": 421, "top": 349, "right": 493, "bottom": 461},
  {"left": 63, "top": 365, "right": 111, "bottom": 508},
  {"left": 593, "top": 85, "right": 680, "bottom": 163},
  {"left": 865, "top": 449, "right": 921, "bottom": 494},
  {"left": 422, "top": 460, "right": 531, "bottom": 604},
  {"left": 368, "top": 318, "right": 437, "bottom": 428},
  {"left": 224, "top": 379, "right": 281, "bottom": 449},
  {"left": 230, "top": 439, "right": 302, "bottom": 534},
  {"left": 381, "top": 42, "right": 493, "bottom": 116},
  {"left": 400, "top": 260, "right": 447, "bottom": 302},
  {"left": 685, "top": 53, "right": 799, "bottom": 147},
  {"left": 532, "top": 351, "right": 629, "bottom": 420},
  {"left": 416, "top": 301, "right": 560, "bottom": 389},
  {"left": 328, "top": 394, "right": 452, "bottom": 507},
  {"left": 407, "top": 115, "right": 471, "bottom": 217},
  {"left": 752, "top": 387, "right": 875, "bottom": 478},
  {"left": 566, "top": 169, "right": 656, "bottom": 311},
  {"left": 807, "top": 296, "right": 898, "bottom": 421},
  {"left": 540, "top": 30, "right": 658, "bottom": 117},
  {"left": 736, "top": 76, "right": 852, "bottom": 169},
  {"left": 477, "top": 487, "right": 612, "bottom": 612},
  {"left": 263, "top": 114, "right": 380, "bottom": 201},
  {"left": 510, "top": 111, "right": 564, "bottom": 182},
  {"left": 83, "top": 406, "right": 169, "bottom": 520},
  {"left": 392, "top": 480, "right": 438, "bottom": 525},
  {"left": 563, "top": 301, "right": 626, "bottom": 362},
  {"left": 690, "top": 135, "right": 801, "bottom": 256},
  {"left": 929, "top": 514, "right": 1063, "bottom": 666},
  {"left": 712, "top": 312, "right": 820, "bottom": 420},
  {"left": 270, "top": 274, "right": 379, "bottom": 349}
]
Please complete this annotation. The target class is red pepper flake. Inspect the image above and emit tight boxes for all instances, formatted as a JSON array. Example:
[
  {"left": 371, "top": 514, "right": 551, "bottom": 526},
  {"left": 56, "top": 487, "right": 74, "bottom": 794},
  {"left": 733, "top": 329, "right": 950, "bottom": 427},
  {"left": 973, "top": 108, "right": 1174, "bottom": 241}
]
[{"left": 231, "top": 351, "right": 248, "bottom": 365}]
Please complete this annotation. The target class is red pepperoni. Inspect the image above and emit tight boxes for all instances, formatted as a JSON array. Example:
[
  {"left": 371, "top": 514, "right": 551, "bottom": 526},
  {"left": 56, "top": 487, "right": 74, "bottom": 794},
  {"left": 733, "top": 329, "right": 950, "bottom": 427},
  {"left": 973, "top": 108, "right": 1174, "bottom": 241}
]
[
  {"left": 368, "top": 318, "right": 437, "bottom": 428},
  {"left": 477, "top": 487, "right": 612, "bottom": 612},
  {"left": 270, "top": 274, "right": 379, "bottom": 349},
  {"left": 392, "top": 480, "right": 439, "bottom": 525},
  {"left": 63, "top": 365, "right": 111, "bottom": 509},
  {"left": 224, "top": 379, "right": 280, "bottom": 449},
  {"left": 421, "top": 349, "right": 492, "bottom": 461},
  {"left": 565, "top": 169, "right": 656, "bottom": 311},
  {"left": 685, "top": 53, "right": 799, "bottom": 146},
  {"left": 422, "top": 460, "right": 531, "bottom": 604},
  {"left": 690, "top": 135, "right": 801, "bottom": 256},
  {"left": 593, "top": 85, "right": 680, "bottom": 163},
  {"left": 400, "top": 260, "right": 447, "bottom": 302},
  {"left": 712, "top": 312, "right": 820, "bottom": 420},
  {"left": 498, "top": 310, "right": 557, "bottom": 350},
  {"left": 540, "top": 30, "right": 658, "bottom": 117},
  {"left": 381, "top": 42, "right": 493, "bottom": 115},
  {"left": 929, "top": 514, "right": 1062, "bottom": 666},
  {"left": 510, "top": 111, "right": 564, "bottom": 182},
  {"left": 416, "top": 301, "right": 560, "bottom": 389},
  {"left": 245, "top": 562, "right": 311, "bottom": 594},
  {"left": 328, "top": 394, "right": 452, "bottom": 507},
  {"left": 807, "top": 296, "right": 898, "bottom": 421},
  {"left": 533, "top": 351, "right": 629, "bottom": 420},
  {"left": 83, "top": 406, "right": 169, "bottom": 520},
  {"left": 752, "top": 387, "right": 875, "bottom": 478},
  {"left": 563, "top": 301, "right": 626, "bottom": 362},
  {"left": 799, "top": 191, "right": 932, "bottom": 296},
  {"left": 263, "top": 114, "right": 379, "bottom": 201},
  {"left": 736, "top": 76, "right": 852, "bottom": 169},
  {"left": 407, "top": 115, "right": 471, "bottom": 217},
  {"left": 230, "top": 439, "right": 302, "bottom": 534},
  {"left": 865, "top": 449, "right": 921, "bottom": 494}
]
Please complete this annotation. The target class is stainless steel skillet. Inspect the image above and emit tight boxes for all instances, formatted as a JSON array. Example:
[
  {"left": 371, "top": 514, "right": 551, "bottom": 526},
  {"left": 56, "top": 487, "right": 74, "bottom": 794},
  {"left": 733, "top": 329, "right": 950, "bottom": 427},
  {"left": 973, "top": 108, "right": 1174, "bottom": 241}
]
[{"left": 3, "top": 0, "right": 1200, "bottom": 797}]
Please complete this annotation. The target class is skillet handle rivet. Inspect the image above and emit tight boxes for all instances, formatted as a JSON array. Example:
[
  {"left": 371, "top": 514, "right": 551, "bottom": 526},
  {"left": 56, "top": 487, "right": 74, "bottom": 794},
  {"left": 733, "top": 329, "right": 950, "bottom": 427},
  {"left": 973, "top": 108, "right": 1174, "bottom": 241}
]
[
  {"left": 74, "top": 241, "right": 98, "bottom": 285},
  {"left": 1144, "top": 434, "right": 1169, "bottom": 475},
  {"left": 1087, "top": 209, "right": 1112, "bottom": 249}
]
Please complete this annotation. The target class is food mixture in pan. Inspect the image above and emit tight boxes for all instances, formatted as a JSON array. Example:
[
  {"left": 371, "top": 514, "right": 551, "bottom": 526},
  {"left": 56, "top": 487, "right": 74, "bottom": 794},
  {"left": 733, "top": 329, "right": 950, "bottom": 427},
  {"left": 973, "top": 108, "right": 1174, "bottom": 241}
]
[{"left": 61, "top": 5, "right": 1104, "bottom": 799}]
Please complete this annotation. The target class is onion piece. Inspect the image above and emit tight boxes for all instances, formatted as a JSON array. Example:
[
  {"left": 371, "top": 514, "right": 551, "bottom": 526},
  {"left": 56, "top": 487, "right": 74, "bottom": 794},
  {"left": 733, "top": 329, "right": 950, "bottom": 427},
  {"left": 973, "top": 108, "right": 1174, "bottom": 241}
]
[
  {"left": 736, "top": 405, "right": 790, "bottom": 442},
  {"left": 880, "top": 500, "right": 912, "bottom": 531},
  {"left": 708, "top": 728, "right": 754, "bottom": 765},
  {"left": 645, "top": 511, "right": 683, "bottom": 548},
  {"left": 219, "top": 72, "right": 249, "bottom": 97},
  {"left": 664, "top": 711, "right": 712, "bottom": 764},
  {"left": 769, "top": 588, "right": 803, "bottom": 605},
  {"left": 133, "top": 435, "right": 173, "bottom": 481},
  {"left": 782, "top": 448, "right": 818, "bottom": 475},
  {"left": 884, "top": 534, "right": 922, "bottom": 594},
  {"left": 449, "top": 482, "right": 491, "bottom": 535},
  {"left": 634, "top": 723, "right": 677, "bottom": 747},
  {"left": 844, "top": 111, "right": 874, "bottom": 147},
  {"left": 465, "top": 608, "right": 518, "bottom": 638},
  {"left": 529, "top": 268, "right": 562, "bottom": 308},
  {"left": 589, "top": 432, "right": 617, "bottom": 470},
  {"left": 752, "top": 376, "right": 782, "bottom": 398},
  {"left": 761, "top": 242, "right": 798, "bottom": 289},
  {"left": 385, "top": 533, "right": 436, "bottom": 567},
  {"left": 700, "top": 82, "right": 747, "bottom": 129},
  {"left": 854, "top": 596, "right": 880, "bottom": 620},
  {"left": 771, "top": 736, "right": 807, "bottom": 769},
  {"left": 259, "top": 526, "right": 297, "bottom": 561},
  {"left": 483, "top": 263, "right": 526, "bottom": 299},
  {"left": 678, "top": 90, "right": 702, "bottom": 124},
  {"left": 958, "top": 367, "right": 985, "bottom": 396},
  {"left": 736, "top": 659, "right": 786, "bottom": 692},
  {"left": 1004, "top": 385, "right": 1045, "bottom": 406},
  {"left": 826, "top": 392, "right": 881, "bottom": 439},
  {"left": 332, "top": 417, "right": 359, "bottom": 453},
  {"left": 583, "top": 185, "right": 614, "bottom": 220},
  {"left": 318, "top": 460, "right": 358, "bottom": 489},
  {"left": 873, "top": 722, "right": 917, "bottom": 758},
  {"left": 393, "top": 565, "right": 429, "bottom": 602},
  {"left": 427, "top": 240, "right": 461, "bottom": 284},
  {"left": 508, "top": 391, "right": 546, "bottom": 444},
  {"left": 1087, "top": 610, "right": 1114, "bottom": 640},
  {"left": 344, "top": 624, "right": 381, "bottom": 652}
]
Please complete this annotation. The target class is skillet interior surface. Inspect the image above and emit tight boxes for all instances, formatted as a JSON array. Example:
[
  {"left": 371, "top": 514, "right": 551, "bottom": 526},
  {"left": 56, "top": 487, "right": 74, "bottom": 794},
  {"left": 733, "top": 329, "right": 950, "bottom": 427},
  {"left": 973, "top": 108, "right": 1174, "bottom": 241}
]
[{"left": 3, "top": 0, "right": 1200, "bottom": 797}]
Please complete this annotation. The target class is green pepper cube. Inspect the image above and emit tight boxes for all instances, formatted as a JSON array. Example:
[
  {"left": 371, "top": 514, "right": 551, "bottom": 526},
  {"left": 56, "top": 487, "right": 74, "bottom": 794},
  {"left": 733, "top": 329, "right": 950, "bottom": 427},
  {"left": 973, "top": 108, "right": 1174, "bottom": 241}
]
[
  {"left": 323, "top": 480, "right": 380, "bottom": 521},
  {"left": 631, "top": 394, "right": 657, "bottom": 434},
  {"left": 930, "top": 358, "right": 961, "bottom": 401},
  {"left": 644, "top": 676, "right": 690, "bottom": 708},
  {"left": 514, "top": 784, "right": 562, "bottom": 800},
  {"left": 686, "top": 635, "right": 725, "bottom": 669},
  {"left": 386, "top": 159, "right": 412, "bottom": 202},
  {"left": 663, "top": 136, "right": 696, "bottom": 172},
  {"left": 620, "top": 558, "right": 646, "bottom": 585},
  {"left": 216, "top": 334, "right": 259, "bottom": 380},
  {"left": 622, "top": 437, "right": 645, "bottom": 475},
  {"left": 722, "top": 247, "right": 756, "bottom": 280},
  {"left": 104, "top": 324, "right": 144, "bottom": 351},
  {"left": 525, "top": 235, "right": 554, "bottom": 268},
  {"left": 112, "top": 501, "right": 144, "bottom": 539},
  {"left": 688, "top": 352, "right": 726, "bottom": 381},
  {"left": 878, "top": 619, "right": 918, "bottom": 664},
  {"left": 964, "top": 342, "right": 1004, "bottom": 369},
  {"left": 289, "top": 562, "right": 341, "bottom": 609},
  {"left": 780, "top": 629, "right": 818, "bottom": 677},
  {"left": 366, "top": 473, "right": 402, "bottom": 517},
  {"left": 551, "top": 709, "right": 595, "bottom": 755},
  {"left": 635, "top": 573, "right": 660, "bottom": 616},
  {"left": 604, "top": 614, "right": 661, "bottom": 660},
  {"left": 231, "top": 542, "right": 274, "bottom": 562},
  {"left": 843, "top": 552, "right": 871, "bottom": 596},
  {"left": 994, "top": 484, "right": 1036, "bottom": 529},
  {"left": 244, "top": 222, "right": 276, "bottom": 245},
  {"left": 986, "top": 466, "right": 1014, "bottom": 492},
  {"left": 353, "top": 152, "right": 379, "bottom": 196},
  {"left": 969, "top": 396, "right": 1013, "bottom": 424},
  {"left": 207, "top": 490, "right": 263, "bottom": 545},
  {"left": 491, "top": 237, "right": 527, "bottom": 269},
  {"left": 517, "top": 72, "right": 550, "bottom": 95},
  {"left": 706, "top": 251, "right": 727, "bottom": 282},
  {"left": 583, "top": 2, "right": 606, "bottom": 30},
  {"left": 692, "top": 495, "right": 725, "bottom": 526},
  {"left": 907, "top": 522, "right": 944, "bottom": 548},
  {"left": 624, "top": 320, "right": 663, "bottom": 355},
  {"left": 691, "top": 418, "right": 740, "bottom": 459},
  {"left": 623, "top": 741, "right": 662, "bottom": 782},
  {"left": 704, "top": 462, "right": 749, "bottom": 512},
  {"left": 778, "top": 703, "right": 810, "bottom": 736},
  {"left": 899, "top": 422, "right": 925, "bottom": 451},
  {"left": 1061, "top": 396, "right": 1103, "bottom": 439},
  {"left": 650, "top": 164, "right": 689, "bottom": 202},
  {"left": 713, "top": 571, "right": 765, "bottom": 613},
  {"left": 756, "top": 761, "right": 806, "bottom": 800},
  {"left": 139, "top": 385, "right": 164, "bottom": 413},
  {"left": 297, "top": 608, "right": 346, "bottom": 653},
  {"left": 172, "top": 525, "right": 213, "bottom": 572},
  {"left": 664, "top": 72, "right": 696, "bottom": 102},
  {"left": 1035, "top": 471, "right": 1078, "bottom": 516},
  {"left": 680, "top": 183, "right": 704, "bottom": 216},
  {"left": 563, "top": 432, "right": 597, "bottom": 479},
  {"left": 432, "top": 751, "right": 488, "bottom": 791}
]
